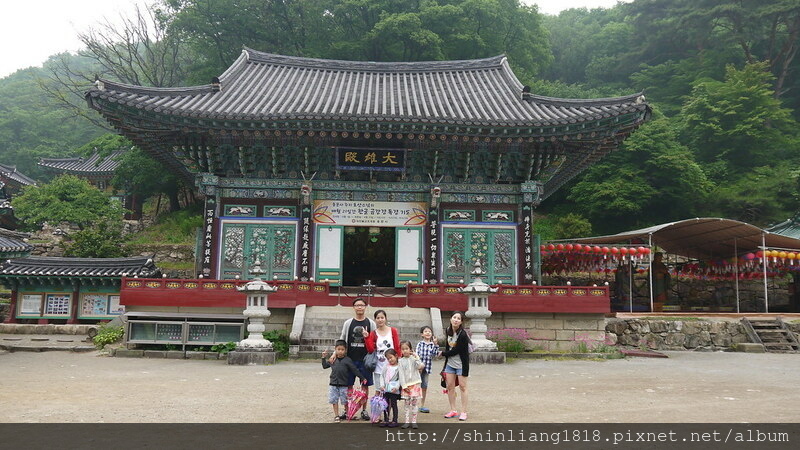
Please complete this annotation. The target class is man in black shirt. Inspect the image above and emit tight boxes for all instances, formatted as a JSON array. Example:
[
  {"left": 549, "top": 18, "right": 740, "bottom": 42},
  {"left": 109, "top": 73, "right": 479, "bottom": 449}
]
[{"left": 337, "top": 297, "right": 376, "bottom": 420}]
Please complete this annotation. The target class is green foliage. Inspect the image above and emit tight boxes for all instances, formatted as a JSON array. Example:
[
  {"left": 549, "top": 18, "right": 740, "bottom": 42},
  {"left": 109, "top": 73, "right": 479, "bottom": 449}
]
[
  {"left": 211, "top": 341, "right": 237, "bottom": 354},
  {"left": 11, "top": 175, "right": 126, "bottom": 231},
  {"left": 680, "top": 62, "right": 798, "bottom": 170},
  {"left": 125, "top": 206, "right": 202, "bottom": 245},
  {"left": 93, "top": 324, "right": 124, "bottom": 349},
  {"left": 567, "top": 117, "right": 711, "bottom": 233},
  {"left": 0, "top": 62, "right": 103, "bottom": 180},
  {"left": 165, "top": 0, "right": 552, "bottom": 80},
  {"left": 551, "top": 213, "right": 592, "bottom": 239},
  {"left": 111, "top": 147, "right": 186, "bottom": 209},
  {"left": 263, "top": 329, "right": 290, "bottom": 357},
  {"left": 64, "top": 219, "right": 127, "bottom": 258},
  {"left": 707, "top": 163, "right": 800, "bottom": 225}
]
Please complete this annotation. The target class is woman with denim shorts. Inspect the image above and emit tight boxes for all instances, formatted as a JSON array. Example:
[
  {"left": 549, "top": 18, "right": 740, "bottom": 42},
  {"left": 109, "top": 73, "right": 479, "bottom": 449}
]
[{"left": 440, "top": 311, "right": 470, "bottom": 421}]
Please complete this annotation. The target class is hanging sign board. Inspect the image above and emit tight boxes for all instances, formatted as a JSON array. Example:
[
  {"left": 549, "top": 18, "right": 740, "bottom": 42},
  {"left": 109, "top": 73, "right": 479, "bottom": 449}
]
[
  {"left": 335, "top": 147, "right": 406, "bottom": 172},
  {"left": 313, "top": 200, "right": 427, "bottom": 226}
]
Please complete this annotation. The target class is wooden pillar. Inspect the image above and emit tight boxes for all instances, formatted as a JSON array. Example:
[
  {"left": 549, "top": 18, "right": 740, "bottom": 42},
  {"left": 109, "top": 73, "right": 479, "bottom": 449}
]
[
  {"left": 201, "top": 196, "right": 217, "bottom": 278},
  {"left": 520, "top": 181, "right": 543, "bottom": 284},
  {"left": 67, "top": 282, "right": 80, "bottom": 324},
  {"left": 3, "top": 287, "right": 18, "bottom": 323}
]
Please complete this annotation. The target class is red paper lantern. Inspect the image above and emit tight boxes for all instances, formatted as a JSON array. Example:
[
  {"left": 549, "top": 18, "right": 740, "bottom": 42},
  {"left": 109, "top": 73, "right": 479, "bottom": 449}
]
[
  {"left": 556, "top": 243, "right": 565, "bottom": 251},
  {"left": 756, "top": 250, "right": 763, "bottom": 258},
  {"left": 540, "top": 245, "right": 546, "bottom": 251},
  {"left": 573, "top": 244, "right": 582, "bottom": 252},
  {"left": 593, "top": 246, "right": 602, "bottom": 253},
  {"left": 565, "top": 243, "right": 574, "bottom": 251},
  {"left": 547, "top": 243, "right": 555, "bottom": 251},
  {"left": 601, "top": 246, "right": 610, "bottom": 254},
  {"left": 637, "top": 247, "right": 646, "bottom": 255},
  {"left": 620, "top": 247, "right": 629, "bottom": 255},
  {"left": 610, "top": 247, "right": 619, "bottom": 255}
]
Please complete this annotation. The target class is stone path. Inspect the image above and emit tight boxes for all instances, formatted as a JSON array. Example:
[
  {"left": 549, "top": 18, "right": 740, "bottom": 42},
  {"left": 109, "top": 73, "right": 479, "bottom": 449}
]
[{"left": 1, "top": 350, "right": 799, "bottom": 423}]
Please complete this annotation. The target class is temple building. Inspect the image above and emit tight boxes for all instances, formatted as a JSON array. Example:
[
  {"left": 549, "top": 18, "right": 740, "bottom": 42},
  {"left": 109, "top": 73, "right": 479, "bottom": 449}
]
[{"left": 86, "top": 49, "right": 650, "bottom": 289}]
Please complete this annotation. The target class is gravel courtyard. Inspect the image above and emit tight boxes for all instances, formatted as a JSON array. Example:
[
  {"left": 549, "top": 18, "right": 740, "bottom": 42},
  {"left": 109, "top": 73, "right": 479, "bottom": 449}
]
[{"left": 1, "top": 350, "right": 798, "bottom": 423}]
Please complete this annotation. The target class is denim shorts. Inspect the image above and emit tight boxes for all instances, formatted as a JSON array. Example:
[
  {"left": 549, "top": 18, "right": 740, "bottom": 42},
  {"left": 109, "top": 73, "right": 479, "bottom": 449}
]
[
  {"left": 443, "top": 365, "right": 463, "bottom": 376},
  {"left": 420, "top": 371, "right": 430, "bottom": 389},
  {"left": 328, "top": 385, "right": 348, "bottom": 405}
]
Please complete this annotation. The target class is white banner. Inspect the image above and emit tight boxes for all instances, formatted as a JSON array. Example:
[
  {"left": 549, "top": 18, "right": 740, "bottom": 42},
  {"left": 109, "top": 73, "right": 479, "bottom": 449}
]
[{"left": 312, "top": 200, "right": 427, "bottom": 226}]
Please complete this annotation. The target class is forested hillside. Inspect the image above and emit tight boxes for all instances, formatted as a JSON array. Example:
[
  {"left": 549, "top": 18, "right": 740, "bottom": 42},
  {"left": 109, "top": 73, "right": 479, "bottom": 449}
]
[{"left": 0, "top": 0, "right": 798, "bottom": 236}]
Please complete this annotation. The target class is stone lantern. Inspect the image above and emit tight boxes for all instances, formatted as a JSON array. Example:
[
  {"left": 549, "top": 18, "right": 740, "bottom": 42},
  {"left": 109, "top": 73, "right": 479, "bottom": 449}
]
[
  {"left": 459, "top": 261, "right": 498, "bottom": 352},
  {"left": 229, "top": 260, "right": 278, "bottom": 365}
]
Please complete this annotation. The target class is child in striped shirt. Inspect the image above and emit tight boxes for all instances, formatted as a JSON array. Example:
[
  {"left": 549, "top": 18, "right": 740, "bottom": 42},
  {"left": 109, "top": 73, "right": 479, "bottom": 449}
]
[{"left": 415, "top": 326, "right": 439, "bottom": 413}]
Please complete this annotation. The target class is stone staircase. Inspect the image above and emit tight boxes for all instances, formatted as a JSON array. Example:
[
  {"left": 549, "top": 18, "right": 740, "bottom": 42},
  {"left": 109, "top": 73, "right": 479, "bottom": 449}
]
[
  {"left": 741, "top": 317, "right": 800, "bottom": 353},
  {"left": 297, "top": 306, "right": 440, "bottom": 358}
]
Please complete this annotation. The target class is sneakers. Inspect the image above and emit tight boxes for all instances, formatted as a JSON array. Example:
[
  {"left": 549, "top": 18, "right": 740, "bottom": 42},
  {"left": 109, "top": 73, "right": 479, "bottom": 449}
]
[
  {"left": 338, "top": 413, "right": 346, "bottom": 420},
  {"left": 459, "top": 412, "right": 468, "bottom": 421},
  {"left": 401, "top": 423, "right": 410, "bottom": 429},
  {"left": 360, "top": 410, "right": 370, "bottom": 421},
  {"left": 412, "top": 423, "right": 419, "bottom": 429},
  {"left": 444, "top": 410, "right": 458, "bottom": 418},
  {"left": 419, "top": 407, "right": 430, "bottom": 413},
  {"left": 334, "top": 416, "right": 341, "bottom": 423}
]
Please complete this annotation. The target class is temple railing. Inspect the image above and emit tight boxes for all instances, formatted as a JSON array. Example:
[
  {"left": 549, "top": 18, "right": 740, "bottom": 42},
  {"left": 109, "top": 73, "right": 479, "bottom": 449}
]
[
  {"left": 120, "top": 277, "right": 334, "bottom": 308},
  {"left": 406, "top": 283, "right": 610, "bottom": 313},
  {"left": 120, "top": 277, "right": 609, "bottom": 313}
]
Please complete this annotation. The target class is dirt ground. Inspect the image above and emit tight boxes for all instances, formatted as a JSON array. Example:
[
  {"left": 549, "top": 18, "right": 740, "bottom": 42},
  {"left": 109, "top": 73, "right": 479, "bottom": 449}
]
[{"left": 1, "top": 350, "right": 799, "bottom": 423}]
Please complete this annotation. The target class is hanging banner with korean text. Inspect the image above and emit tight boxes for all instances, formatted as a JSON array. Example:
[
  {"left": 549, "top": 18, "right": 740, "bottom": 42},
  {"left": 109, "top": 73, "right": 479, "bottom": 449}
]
[
  {"left": 313, "top": 200, "right": 427, "bottom": 226},
  {"left": 336, "top": 147, "right": 406, "bottom": 172},
  {"left": 201, "top": 197, "right": 217, "bottom": 277}
]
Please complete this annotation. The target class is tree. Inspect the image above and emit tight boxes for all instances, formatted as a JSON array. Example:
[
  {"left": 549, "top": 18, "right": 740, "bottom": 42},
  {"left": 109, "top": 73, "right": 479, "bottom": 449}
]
[
  {"left": 680, "top": 62, "right": 799, "bottom": 172},
  {"left": 63, "top": 218, "right": 127, "bottom": 258},
  {"left": 165, "top": 0, "right": 552, "bottom": 78},
  {"left": 708, "top": 163, "right": 800, "bottom": 225},
  {"left": 40, "top": 3, "right": 191, "bottom": 128},
  {"left": 11, "top": 175, "right": 125, "bottom": 231},
  {"left": 567, "top": 116, "right": 711, "bottom": 233},
  {"left": 552, "top": 213, "right": 593, "bottom": 239},
  {"left": 111, "top": 147, "right": 189, "bottom": 213}
]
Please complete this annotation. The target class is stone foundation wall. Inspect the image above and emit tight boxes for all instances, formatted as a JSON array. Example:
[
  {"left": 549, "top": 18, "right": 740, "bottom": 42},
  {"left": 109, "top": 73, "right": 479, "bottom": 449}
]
[
  {"left": 485, "top": 313, "right": 607, "bottom": 352},
  {"left": 605, "top": 318, "right": 754, "bottom": 351}
]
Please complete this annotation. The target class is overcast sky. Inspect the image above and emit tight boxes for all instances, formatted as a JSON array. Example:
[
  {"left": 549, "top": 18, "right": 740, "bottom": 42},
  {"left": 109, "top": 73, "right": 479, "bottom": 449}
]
[{"left": 0, "top": 0, "right": 627, "bottom": 79}]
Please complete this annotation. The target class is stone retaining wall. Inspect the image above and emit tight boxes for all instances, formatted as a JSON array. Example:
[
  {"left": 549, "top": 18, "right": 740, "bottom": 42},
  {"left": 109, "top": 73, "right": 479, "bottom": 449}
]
[{"left": 605, "top": 318, "right": 800, "bottom": 351}]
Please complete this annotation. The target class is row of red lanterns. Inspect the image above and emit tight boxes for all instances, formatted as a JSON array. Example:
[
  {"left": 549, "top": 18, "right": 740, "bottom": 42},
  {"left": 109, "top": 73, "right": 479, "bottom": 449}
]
[{"left": 541, "top": 243, "right": 651, "bottom": 256}]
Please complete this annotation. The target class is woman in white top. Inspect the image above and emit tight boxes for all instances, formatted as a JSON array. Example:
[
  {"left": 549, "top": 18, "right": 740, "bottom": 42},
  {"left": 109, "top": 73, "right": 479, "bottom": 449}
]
[{"left": 365, "top": 309, "right": 400, "bottom": 388}]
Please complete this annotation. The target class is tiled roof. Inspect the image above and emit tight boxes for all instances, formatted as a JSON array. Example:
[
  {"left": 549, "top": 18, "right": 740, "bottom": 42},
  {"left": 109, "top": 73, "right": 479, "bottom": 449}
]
[
  {"left": 87, "top": 49, "right": 648, "bottom": 128},
  {"left": 0, "top": 228, "right": 32, "bottom": 253},
  {"left": 0, "top": 256, "right": 159, "bottom": 278},
  {"left": 39, "top": 150, "right": 124, "bottom": 175},
  {"left": 767, "top": 215, "right": 800, "bottom": 240},
  {"left": 0, "top": 164, "right": 36, "bottom": 186}
]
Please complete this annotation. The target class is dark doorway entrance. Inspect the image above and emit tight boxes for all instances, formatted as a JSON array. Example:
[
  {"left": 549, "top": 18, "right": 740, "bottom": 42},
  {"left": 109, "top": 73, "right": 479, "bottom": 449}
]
[{"left": 342, "top": 226, "right": 396, "bottom": 287}]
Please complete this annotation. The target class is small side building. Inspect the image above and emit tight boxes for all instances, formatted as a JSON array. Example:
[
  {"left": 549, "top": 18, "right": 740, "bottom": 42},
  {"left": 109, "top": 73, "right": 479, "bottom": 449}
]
[
  {"left": 38, "top": 150, "right": 141, "bottom": 220},
  {"left": 0, "top": 256, "right": 160, "bottom": 324},
  {"left": 0, "top": 164, "right": 37, "bottom": 229}
]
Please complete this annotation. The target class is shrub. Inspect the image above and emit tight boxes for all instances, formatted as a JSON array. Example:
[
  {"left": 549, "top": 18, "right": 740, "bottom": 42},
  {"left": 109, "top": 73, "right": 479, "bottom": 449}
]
[
  {"left": 93, "top": 324, "right": 124, "bottom": 349},
  {"left": 486, "top": 328, "right": 529, "bottom": 353},
  {"left": 263, "top": 329, "right": 290, "bottom": 357},
  {"left": 211, "top": 341, "right": 237, "bottom": 354}
]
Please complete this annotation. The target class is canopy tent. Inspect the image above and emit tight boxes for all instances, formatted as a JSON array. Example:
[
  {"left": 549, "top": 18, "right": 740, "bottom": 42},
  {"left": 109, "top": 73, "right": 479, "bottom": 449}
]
[
  {"left": 565, "top": 218, "right": 800, "bottom": 260},
  {"left": 555, "top": 218, "right": 800, "bottom": 313}
]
